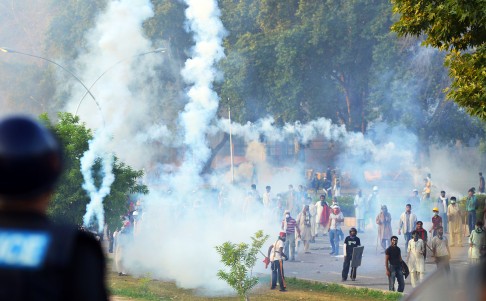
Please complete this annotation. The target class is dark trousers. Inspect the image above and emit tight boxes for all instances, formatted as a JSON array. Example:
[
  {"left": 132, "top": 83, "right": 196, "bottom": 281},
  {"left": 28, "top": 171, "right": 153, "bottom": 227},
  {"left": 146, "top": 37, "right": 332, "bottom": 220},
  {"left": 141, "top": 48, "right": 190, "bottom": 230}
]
[
  {"left": 342, "top": 256, "right": 357, "bottom": 280},
  {"left": 468, "top": 211, "right": 476, "bottom": 234},
  {"left": 388, "top": 264, "right": 405, "bottom": 292},
  {"left": 403, "top": 232, "right": 412, "bottom": 252},
  {"left": 435, "top": 255, "right": 450, "bottom": 273},
  {"left": 442, "top": 213, "right": 448, "bottom": 232},
  {"left": 271, "top": 260, "right": 286, "bottom": 290}
]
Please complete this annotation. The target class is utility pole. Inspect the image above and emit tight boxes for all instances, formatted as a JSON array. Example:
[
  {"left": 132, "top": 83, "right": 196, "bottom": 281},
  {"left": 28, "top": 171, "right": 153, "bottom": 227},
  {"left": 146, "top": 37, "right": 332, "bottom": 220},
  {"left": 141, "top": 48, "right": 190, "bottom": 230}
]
[{"left": 229, "top": 105, "right": 234, "bottom": 184}]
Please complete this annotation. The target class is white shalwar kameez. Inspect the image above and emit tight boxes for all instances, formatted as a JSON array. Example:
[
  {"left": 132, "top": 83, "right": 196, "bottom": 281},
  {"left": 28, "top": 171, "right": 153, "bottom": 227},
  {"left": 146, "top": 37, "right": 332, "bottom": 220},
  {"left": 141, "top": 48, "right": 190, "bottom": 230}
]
[{"left": 407, "top": 238, "right": 425, "bottom": 287}]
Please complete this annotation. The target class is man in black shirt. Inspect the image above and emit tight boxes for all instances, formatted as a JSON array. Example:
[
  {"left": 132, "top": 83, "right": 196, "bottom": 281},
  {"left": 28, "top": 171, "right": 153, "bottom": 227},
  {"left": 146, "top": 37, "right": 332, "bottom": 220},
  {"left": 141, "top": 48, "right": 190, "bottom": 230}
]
[
  {"left": 385, "top": 235, "right": 405, "bottom": 292},
  {"left": 0, "top": 116, "right": 108, "bottom": 300},
  {"left": 341, "top": 227, "right": 361, "bottom": 281}
]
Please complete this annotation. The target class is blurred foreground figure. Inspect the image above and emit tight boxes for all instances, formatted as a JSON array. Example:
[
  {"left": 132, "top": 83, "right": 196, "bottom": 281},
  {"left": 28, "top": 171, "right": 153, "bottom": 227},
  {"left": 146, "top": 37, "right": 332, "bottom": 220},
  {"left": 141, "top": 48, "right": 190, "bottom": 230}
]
[
  {"left": 0, "top": 116, "right": 108, "bottom": 300},
  {"left": 468, "top": 221, "right": 485, "bottom": 264},
  {"left": 403, "top": 253, "right": 486, "bottom": 301}
]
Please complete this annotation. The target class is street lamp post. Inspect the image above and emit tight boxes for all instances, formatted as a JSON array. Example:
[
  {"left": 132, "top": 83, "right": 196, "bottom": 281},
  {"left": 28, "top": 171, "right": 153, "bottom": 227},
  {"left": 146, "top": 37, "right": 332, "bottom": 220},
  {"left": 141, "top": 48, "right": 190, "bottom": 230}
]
[
  {"left": 0, "top": 47, "right": 102, "bottom": 114},
  {"left": 74, "top": 48, "right": 166, "bottom": 116},
  {"left": 0, "top": 47, "right": 165, "bottom": 122}
]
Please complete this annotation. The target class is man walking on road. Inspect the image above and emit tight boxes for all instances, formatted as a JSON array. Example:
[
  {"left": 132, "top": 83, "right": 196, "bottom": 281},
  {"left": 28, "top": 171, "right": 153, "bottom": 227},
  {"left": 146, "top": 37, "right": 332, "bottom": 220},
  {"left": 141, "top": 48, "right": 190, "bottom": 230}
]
[
  {"left": 354, "top": 189, "right": 365, "bottom": 232},
  {"left": 415, "top": 221, "right": 428, "bottom": 259},
  {"left": 329, "top": 205, "right": 344, "bottom": 255},
  {"left": 447, "top": 197, "right": 462, "bottom": 247},
  {"left": 282, "top": 210, "right": 298, "bottom": 261},
  {"left": 466, "top": 188, "right": 478, "bottom": 235},
  {"left": 268, "top": 232, "right": 288, "bottom": 292},
  {"left": 296, "top": 205, "right": 312, "bottom": 253},
  {"left": 398, "top": 204, "right": 417, "bottom": 252},
  {"left": 376, "top": 205, "right": 393, "bottom": 252},
  {"left": 342, "top": 227, "right": 361, "bottom": 281},
  {"left": 315, "top": 195, "right": 330, "bottom": 237},
  {"left": 407, "top": 230, "right": 425, "bottom": 288},
  {"left": 431, "top": 226, "right": 451, "bottom": 273},
  {"left": 436, "top": 191, "right": 448, "bottom": 232},
  {"left": 385, "top": 236, "right": 405, "bottom": 292}
]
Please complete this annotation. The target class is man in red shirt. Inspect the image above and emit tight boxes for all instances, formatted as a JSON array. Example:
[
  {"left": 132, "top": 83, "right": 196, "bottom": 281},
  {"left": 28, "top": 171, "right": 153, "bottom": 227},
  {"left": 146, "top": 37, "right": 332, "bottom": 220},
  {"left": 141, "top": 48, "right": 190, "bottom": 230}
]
[
  {"left": 415, "top": 221, "right": 428, "bottom": 259},
  {"left": 429, "top": 207, "right": 442, "bottom": 237}
]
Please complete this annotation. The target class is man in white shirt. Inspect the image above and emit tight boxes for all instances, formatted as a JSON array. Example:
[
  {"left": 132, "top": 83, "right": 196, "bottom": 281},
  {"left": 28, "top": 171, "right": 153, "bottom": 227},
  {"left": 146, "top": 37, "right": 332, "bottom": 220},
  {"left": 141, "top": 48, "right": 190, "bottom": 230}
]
[
  {"left": 398, "top": 204, "right": 417, "bottom": 252},
  {"left": 406, "top": 230, "right": 425, "bottom": 288},
  {"left": 262, "top": 186, "right": 272, "bottom": 208},
  {"left": 436, "top": 191, "right": 448, "bottom": 232},
  {"left": 329, "top": 205, "right": 344, "bottom": 255},
  {"left": 430, "top": 226, "right": 451, "bottom": 273},
  {"left": 268, "top": 232, "right": 288, "bottom": 291},
  {"left": 354, "top": 189, "right": 365, "bottom": 232}
]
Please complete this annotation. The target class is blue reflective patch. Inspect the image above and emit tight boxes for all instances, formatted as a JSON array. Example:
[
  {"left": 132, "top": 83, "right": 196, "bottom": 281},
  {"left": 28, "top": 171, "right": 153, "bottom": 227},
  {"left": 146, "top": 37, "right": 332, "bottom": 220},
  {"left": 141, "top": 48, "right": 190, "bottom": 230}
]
[{"left": 0, "top": 230, "right": 50, "bottom": 269}]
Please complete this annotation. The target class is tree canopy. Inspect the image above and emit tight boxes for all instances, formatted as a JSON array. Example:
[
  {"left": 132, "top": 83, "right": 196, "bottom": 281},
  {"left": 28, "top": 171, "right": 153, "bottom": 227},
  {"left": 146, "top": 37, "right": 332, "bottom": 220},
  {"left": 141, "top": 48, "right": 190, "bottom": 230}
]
[
  {"left": 3, "top": 0, "right": 482, "bottom": 172},
  {"left": 219, "top": 0, "right": 394, "bottom": 132},
  {"left": 391, "top": 0, "right": 486, "bottom": 120},
  {"left": 40, "top": 112, "right": 148, "bottom": 231}
]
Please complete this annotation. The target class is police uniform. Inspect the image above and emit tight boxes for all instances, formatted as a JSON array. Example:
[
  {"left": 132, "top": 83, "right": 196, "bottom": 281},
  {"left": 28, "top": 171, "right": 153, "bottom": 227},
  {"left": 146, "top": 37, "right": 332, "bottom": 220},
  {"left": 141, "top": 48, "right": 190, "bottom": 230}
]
[
  {"left": 0, "top": 116, "right": 108, "bottom": 300},
  {"left": 0, "top": 212, "right": 107, "bottom": 300},
  {"left": 341, "top": 231, "right": 360, "bottom": 281}
]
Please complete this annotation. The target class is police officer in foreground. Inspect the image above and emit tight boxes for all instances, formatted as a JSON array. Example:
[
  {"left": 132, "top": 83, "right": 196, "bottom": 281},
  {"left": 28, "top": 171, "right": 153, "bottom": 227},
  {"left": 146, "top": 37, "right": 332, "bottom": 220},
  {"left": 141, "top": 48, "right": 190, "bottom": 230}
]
[{"left": 0, "top": 116, "right": 108, "bottom": 300}]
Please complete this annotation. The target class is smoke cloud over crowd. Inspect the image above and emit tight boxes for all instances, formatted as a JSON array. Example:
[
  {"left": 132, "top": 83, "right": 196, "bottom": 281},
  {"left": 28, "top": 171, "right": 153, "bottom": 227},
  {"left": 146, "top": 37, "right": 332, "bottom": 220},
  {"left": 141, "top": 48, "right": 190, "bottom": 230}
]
[
  {"left": 64, "top": 0, "right": 483, "bottom": 294},
  {"left": 1, "top": 0, "right": 484, "bottom": 296}
]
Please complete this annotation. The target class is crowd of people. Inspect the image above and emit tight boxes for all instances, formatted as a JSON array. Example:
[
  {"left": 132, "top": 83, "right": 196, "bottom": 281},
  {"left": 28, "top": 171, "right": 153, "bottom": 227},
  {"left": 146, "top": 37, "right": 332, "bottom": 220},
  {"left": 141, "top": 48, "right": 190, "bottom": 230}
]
[
  {"left": 109, "top": 165, "right": 486, "bottom": 295},
  {"left": 264, "top": 171, "right": 486, "bottom": 294}
]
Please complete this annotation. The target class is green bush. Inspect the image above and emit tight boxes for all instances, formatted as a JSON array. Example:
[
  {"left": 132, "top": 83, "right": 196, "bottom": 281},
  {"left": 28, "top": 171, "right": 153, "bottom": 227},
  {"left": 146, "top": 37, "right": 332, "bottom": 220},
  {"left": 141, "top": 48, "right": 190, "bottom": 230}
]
[
  {"left": 459, "top": 194, "right": 486, "bottom": 222},
  {"left": 307, "top": 194, "right": 355, "bottom": 217},
  {"left": 335, "top": 195, "right": 355, "bottom": 217}
]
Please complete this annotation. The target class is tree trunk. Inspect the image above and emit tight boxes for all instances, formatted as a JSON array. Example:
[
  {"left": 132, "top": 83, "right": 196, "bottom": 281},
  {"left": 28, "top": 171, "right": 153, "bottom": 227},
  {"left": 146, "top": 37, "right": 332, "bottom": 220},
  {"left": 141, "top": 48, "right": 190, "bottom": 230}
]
[
  {"left": 200, "top": 133, "right": 230, "bottom": 175},
  {"left": 337, "top": 73, "right": 367, "bottom": 133}
]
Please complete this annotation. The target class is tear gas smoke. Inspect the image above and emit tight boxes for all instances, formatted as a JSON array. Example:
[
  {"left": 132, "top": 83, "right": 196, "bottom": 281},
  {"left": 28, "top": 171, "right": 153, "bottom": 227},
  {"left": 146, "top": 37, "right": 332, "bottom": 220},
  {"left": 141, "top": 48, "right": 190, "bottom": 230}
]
[
  {"left": 81, "top": 128, "right": 114, "bottom": 232},
  {"left": 67, "top": 0, "right": 159, "bottom": 232},
  {"left": 64, "top": 0, "right": 163, "bottom": 169},
  {"left": 168, "top": 0, "right": 226, "bottom": 196},
  {"left": 53, "top": 0, "right": 483, "bottom": 296}
]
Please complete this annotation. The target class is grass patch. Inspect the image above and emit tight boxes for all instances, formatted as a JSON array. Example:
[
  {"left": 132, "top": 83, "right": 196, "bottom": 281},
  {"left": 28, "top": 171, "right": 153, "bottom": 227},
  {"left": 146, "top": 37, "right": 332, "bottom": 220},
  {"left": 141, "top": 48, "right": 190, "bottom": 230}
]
[
  {"left": 109, "top": 272, "right": 402, "bottom": 301},
  {"left": 286, "top": 278, "right": 402, "bottom": 301}
]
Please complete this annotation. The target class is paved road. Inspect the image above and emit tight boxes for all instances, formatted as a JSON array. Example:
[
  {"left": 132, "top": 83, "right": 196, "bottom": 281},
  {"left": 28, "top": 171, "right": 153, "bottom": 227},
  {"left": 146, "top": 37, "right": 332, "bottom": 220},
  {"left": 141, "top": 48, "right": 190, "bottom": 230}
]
[{"left": 282, "top": 227, "right": 470, "bottom": 294}]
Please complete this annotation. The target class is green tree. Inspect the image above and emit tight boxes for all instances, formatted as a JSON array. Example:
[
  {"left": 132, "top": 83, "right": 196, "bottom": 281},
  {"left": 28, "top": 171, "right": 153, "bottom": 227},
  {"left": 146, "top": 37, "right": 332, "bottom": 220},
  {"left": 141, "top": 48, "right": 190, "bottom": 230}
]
[
  {"left": 369, "top": 35, "right": 484, "bottom": 151},
  {"left": 391, "top": 0, "right": 486, "bottom": 120},
  {"left": 40, "top": 112, "right": 148, "bottom": 231},
  {"left": 219, "top": 0, "right": 394, "bottom": 132},
  {"left": 215, "top": 230, "right": 269, "bottom": 301}
]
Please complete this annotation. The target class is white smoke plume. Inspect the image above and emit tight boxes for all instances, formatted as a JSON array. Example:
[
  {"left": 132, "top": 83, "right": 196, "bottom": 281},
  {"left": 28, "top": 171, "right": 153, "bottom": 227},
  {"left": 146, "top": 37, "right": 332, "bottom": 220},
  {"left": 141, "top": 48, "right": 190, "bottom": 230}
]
[
  {"left": 81, "top": 128, "right": 115, "bottom": 232},
  {"left": 216, "top": 116, "right": 415, "bottom": 176},
  {"left": 169, "top": 0, "right": 226, "bottom": 194},
  {"left": 66, "top": 0, "right": 160, "bottom": 233},
  {"left": 65, "top": 0, "right": 163, "bottom": 169},
  {"left": 53, "top": 0, "right": 482, "bottom": 295}
]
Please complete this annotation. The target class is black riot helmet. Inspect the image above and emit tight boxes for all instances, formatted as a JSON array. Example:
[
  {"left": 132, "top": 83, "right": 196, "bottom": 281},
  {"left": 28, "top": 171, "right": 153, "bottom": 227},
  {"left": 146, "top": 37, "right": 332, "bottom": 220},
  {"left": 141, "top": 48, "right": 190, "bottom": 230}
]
[{"left": 0, "top": 116, "right": 63, "bottom": 199}]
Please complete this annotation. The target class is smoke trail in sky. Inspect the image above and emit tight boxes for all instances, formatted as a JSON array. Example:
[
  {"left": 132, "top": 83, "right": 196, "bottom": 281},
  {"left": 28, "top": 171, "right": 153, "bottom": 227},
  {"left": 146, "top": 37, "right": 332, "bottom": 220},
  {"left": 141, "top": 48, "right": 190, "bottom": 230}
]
[
  {"left": 216, "top": 116, "right": 413, "bottom": 168},
  {"left": 81, "top": 128, "right": 115, "bottom": 232},
  {"left": 168, "top": 0, "right": 226, "bottom": 193},
  {"left": 68, "top": 0, "right": 158, "bottom": 230},
  {"left": 65, "top": 0, "right": 162, "bottom": 169}
]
